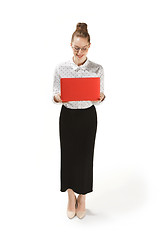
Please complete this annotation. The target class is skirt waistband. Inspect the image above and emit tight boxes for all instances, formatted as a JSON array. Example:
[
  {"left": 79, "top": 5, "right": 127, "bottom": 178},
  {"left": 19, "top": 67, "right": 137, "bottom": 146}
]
[{"left": 62, "top": 104, "right": 95, "bottom": 111}]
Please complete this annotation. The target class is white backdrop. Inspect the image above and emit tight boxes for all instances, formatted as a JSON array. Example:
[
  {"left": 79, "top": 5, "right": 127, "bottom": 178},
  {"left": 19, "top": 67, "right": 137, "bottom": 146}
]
[{"left": 0, "top": 0, "right": 160, "bottom": 239}]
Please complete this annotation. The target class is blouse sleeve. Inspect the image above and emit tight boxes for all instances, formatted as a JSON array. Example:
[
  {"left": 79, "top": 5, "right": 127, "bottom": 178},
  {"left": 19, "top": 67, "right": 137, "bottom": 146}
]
[
  {"left": 92, "top": 65, "right": 105, "bottom": 105},
  {"left": 52, "top": 65, "right": 61, "bottom": 104}
]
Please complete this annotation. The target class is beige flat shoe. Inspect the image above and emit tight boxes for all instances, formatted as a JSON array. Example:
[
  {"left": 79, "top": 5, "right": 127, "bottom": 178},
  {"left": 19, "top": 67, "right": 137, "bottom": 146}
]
[{"left": 67, "top": 194, "right": 76, "bottom": 219}]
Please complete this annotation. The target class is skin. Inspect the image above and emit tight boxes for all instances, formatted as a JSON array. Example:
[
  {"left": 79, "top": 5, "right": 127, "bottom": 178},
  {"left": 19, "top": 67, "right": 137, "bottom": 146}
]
[{"left": 54, "top": 36, "right": 105, "bottom": 103}]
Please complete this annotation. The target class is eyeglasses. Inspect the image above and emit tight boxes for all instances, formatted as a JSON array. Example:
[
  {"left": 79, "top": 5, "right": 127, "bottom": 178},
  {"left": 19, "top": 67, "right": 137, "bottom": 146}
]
[{"left": 72, "top": 44, "right": 90, "bottom": 52}]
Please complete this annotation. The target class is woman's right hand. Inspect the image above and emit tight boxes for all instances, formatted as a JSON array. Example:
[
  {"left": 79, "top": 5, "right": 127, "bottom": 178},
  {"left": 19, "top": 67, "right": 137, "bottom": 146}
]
[{"left": 53, "top": 93, "right": 68, "bottom": 103}]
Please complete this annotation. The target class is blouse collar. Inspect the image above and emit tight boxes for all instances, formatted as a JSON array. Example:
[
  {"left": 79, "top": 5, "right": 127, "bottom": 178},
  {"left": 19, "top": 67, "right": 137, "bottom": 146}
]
[{"left": 70, "top": 56, "right": 89, "bottom": 70}]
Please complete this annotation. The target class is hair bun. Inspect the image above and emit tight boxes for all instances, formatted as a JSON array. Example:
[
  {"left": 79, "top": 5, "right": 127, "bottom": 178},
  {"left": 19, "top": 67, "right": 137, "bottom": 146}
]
[
  {"left": 71, "top": 22, "right": 90, "bottom": 43},
  {"left": 76, "top": 22, "right": 88, "bottom": 32}
]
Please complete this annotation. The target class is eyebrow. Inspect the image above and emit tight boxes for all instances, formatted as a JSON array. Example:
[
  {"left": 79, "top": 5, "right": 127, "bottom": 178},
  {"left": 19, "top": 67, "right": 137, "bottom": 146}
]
[{"left": 74, "top": 45, "right": 88, "bottom": 48}]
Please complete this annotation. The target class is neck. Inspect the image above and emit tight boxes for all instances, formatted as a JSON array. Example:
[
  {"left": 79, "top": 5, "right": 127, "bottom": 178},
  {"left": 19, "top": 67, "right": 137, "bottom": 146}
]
[{"left": 73, "top": 56, "right": 87, "bottom": 66}]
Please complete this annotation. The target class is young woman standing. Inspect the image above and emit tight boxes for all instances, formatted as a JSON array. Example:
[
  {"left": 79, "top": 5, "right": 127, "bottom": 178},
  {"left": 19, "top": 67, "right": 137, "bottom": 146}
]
[{"left": 53, "top": 22, "right": 105, "bottom": 219}]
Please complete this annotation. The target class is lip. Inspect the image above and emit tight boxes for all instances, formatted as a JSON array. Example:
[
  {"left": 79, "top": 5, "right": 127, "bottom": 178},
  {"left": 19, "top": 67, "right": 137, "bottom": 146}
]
[{"left": 77, "top": 55, "right": 84, "bottom": 58}]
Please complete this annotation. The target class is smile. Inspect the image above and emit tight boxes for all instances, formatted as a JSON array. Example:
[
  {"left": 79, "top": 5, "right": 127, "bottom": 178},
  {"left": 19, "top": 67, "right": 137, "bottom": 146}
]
[{"left": 76, "top": 55, "right": 84, "bottom": 58}]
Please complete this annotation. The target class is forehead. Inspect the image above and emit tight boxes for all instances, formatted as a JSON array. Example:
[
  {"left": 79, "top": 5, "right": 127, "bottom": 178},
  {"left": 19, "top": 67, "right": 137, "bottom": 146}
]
[{"left": 72, "top": 36, "right": 89, "bottom": 47}]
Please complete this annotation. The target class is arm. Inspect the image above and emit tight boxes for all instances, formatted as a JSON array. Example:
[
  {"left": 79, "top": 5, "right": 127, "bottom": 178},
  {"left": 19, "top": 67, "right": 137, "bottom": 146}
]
[
  {"left": 52, "top": 65, "right": 61, "bottom": 104},
  {"left": 92, "top": 65, "right": 105, "bottom": 105}
]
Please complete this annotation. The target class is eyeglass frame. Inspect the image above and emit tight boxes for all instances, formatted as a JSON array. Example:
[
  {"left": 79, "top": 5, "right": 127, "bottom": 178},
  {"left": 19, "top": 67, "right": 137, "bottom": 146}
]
[{"left": 71, "top": 44, "right": 90, "bottom": 52}]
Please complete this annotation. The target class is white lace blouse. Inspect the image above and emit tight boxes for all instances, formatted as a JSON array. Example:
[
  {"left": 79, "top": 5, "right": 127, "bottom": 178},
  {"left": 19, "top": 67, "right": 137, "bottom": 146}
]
[{"left": 52, "top": 57, "right": 105, "bottom": 109}]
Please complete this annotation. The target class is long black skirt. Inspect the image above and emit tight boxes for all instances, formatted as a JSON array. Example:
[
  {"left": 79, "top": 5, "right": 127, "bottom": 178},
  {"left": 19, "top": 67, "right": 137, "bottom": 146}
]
[{"left": 59, "top": 104, "right": 97, "bottom": 194}]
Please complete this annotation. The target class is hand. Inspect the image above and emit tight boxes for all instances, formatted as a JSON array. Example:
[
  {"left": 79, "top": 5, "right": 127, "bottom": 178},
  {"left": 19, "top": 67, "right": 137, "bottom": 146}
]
[
  {"left": 92, "top": 92, "right": 105, "bottom": 103},
  {"left": 54, "top": 93, "right": 62, "bottom": 103},
  {"left": 53, "top": 93, "right": 69, "bottom": 103}
]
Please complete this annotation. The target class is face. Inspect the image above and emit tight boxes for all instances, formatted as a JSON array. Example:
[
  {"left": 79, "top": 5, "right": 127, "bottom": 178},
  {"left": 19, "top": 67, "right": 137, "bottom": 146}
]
[{"left": 70, "top": 36, "right": 91, "bottom": 64}]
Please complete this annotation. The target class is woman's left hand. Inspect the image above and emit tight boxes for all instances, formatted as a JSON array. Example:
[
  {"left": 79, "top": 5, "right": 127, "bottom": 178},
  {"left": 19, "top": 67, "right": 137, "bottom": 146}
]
[{"left": 92, "top": 92, "right": 105, "bottom": 103}]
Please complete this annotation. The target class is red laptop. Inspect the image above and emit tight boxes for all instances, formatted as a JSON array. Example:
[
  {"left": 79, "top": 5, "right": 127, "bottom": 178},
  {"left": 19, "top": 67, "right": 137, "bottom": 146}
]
[{"left": 60, "top": 77, "right": 100, "bottom": 101}]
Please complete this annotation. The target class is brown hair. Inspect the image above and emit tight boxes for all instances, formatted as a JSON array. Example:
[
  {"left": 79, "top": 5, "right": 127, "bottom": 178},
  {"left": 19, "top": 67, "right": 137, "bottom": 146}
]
[{"left": 71, "top": 22, "right": 90, "bottom": 44}]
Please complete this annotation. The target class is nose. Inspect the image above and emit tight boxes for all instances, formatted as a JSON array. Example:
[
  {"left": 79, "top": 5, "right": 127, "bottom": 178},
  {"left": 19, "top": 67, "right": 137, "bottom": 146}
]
[{"left": 78, "top": 49, "right": 82, "bottom": 54}]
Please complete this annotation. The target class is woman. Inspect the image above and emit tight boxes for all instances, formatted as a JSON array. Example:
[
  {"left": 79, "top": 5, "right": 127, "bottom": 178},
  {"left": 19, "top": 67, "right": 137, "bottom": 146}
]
[{"left": 53, "top": 22, "right": 105, "bottom": 219}]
